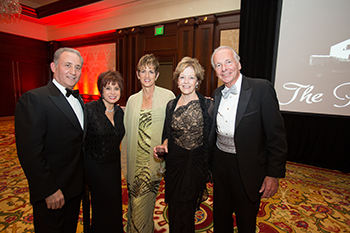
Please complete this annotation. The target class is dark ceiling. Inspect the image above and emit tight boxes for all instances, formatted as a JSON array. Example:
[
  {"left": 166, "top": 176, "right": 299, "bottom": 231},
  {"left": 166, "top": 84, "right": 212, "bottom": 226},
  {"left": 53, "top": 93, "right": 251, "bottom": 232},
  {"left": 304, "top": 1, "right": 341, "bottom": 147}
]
[{"left": 21, "top": 0, "right": 103, "bottom": 18}]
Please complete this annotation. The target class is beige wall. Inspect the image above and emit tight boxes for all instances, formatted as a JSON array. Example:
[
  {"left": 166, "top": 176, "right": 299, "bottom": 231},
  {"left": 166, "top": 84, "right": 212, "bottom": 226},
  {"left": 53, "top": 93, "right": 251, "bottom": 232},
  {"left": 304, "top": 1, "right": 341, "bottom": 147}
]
[
  {"left": 0, "top": 0, "right": 240, "bottom": 41},
  {"left": 217, "top": 28, "right": 240, "bottom": 87}
]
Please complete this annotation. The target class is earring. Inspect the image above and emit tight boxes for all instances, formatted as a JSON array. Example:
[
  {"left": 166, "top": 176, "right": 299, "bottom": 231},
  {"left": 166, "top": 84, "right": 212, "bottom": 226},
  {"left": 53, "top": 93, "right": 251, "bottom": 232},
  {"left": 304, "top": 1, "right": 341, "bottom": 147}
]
[{"left": 101, "top": 94, "right": 104, "bottom": 99}]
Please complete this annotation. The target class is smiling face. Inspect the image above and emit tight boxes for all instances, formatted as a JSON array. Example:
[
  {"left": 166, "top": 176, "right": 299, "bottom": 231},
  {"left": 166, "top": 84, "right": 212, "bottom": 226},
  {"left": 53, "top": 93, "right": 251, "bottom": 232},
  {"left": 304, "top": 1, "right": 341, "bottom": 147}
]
[
  {"left": 50, "top": 51, "right": 83, "bottom": 90},
  {"left": 177, "top": 66, "right": 198, "bottom": 96},
  {"left": 137, "top": 65, "right": 159, "bottom": 88},
  {"left": 102, "top": 82, "right": 121, "bottom": 105},
  {"left": 213, "top": 48, "right": 241, "bottom": 88}
]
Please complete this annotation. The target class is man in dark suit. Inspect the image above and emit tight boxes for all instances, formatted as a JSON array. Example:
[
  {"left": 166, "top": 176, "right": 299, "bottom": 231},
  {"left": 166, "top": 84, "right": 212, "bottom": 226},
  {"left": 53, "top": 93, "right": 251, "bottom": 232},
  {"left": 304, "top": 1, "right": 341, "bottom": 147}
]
[
  {"left": 209, "top": 46, "right": 287, "bottom": 232},
  {"left": 15, "top": 47, "right": 86, "bottom": 233}
]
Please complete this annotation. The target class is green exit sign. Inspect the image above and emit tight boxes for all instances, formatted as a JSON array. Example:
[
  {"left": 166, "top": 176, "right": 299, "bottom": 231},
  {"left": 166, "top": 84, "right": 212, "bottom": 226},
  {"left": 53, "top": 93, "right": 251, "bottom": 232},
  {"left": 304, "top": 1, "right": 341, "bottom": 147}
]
[{"left": 155, "top": 25, "right": 164, "bottom": 36}]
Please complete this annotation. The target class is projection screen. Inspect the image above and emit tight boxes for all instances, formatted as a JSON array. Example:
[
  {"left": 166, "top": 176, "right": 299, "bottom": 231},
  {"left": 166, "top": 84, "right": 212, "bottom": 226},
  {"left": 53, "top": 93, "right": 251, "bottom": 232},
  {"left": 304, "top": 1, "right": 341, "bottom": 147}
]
[{"left": 274, "top": 0, "right": 350, "bottom": 116}]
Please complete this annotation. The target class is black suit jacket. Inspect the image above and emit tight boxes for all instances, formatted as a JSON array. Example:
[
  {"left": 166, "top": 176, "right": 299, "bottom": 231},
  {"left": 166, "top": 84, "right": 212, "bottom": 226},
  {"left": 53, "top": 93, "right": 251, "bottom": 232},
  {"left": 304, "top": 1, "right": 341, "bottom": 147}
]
[
  {"left": 15, "top": 81, "right": 86, "bottom": 204},
  {"left": 209, "top": 75, "right": 287, "bottom": 202}
]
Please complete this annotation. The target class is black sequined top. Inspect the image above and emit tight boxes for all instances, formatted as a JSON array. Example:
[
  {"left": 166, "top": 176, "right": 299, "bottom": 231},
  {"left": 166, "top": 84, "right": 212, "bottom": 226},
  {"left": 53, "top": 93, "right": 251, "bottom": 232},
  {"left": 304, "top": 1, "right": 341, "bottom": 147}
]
[{"left": 85, "top": 98, "right": 125, "bottom": 163}]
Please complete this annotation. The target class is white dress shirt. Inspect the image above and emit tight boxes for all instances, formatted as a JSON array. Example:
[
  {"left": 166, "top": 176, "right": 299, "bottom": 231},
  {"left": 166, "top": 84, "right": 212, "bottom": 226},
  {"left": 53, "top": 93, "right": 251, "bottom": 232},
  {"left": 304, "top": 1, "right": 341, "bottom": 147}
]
[
  {"left": 53, "top": 79, "right": 84, "bottom": 130},
  {"left": 216, "top": 74, "right": 242, "bottom": 153}
]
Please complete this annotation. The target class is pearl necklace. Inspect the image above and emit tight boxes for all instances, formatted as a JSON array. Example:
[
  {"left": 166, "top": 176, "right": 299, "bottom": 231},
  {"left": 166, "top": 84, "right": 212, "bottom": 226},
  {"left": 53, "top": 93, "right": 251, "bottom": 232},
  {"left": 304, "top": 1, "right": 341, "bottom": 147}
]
[{"left": 106, "top": 107, "right": 114, "bottom": 113}]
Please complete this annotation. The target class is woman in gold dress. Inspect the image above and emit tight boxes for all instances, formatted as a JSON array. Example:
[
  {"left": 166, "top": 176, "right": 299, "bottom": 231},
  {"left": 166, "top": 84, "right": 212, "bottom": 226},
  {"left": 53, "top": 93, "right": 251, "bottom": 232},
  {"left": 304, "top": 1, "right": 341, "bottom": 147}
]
[{"left": 123, "top": 54, "right": 175, "bottom": 232}]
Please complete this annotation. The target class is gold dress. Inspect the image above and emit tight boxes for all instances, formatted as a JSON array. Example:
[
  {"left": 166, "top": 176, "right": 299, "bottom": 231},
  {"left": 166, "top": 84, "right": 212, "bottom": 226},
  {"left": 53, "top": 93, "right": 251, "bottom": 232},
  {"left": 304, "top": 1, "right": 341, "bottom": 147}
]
[{"left": 127, "top": 109, "right": 161, "bottom": 232}]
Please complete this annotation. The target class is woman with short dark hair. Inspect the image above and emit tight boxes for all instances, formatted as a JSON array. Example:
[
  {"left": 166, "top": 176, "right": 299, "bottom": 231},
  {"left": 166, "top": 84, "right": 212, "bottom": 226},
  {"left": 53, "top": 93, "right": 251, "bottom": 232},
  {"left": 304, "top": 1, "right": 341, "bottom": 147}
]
[{"left": 84, "top": 70, "right": 125, "bottom": 232}]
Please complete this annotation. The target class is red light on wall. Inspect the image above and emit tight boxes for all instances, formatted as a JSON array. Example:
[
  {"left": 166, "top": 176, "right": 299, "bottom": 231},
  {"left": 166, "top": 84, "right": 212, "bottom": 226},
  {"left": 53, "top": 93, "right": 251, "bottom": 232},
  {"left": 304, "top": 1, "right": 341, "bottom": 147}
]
[{"left": 73, "top": 43, "right": 116, "bottom": 97}]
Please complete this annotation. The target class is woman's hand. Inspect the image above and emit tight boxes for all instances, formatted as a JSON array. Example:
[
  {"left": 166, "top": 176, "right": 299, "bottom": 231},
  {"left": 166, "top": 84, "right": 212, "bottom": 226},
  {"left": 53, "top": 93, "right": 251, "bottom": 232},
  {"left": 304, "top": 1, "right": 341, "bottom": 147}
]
[{"left": 153, "top": 140, "right": 168, "bottom": 159}]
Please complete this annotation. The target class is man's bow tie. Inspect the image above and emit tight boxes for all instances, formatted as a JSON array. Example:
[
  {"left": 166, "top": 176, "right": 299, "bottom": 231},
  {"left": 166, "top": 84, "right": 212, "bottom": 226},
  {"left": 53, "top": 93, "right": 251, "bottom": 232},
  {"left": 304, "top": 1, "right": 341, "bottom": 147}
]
[
  {"left": 65, "top": 88, "right": 80, "bottom": 98},
  {"left": 221, "top": 84, "right": 238, "bottom": 99}
]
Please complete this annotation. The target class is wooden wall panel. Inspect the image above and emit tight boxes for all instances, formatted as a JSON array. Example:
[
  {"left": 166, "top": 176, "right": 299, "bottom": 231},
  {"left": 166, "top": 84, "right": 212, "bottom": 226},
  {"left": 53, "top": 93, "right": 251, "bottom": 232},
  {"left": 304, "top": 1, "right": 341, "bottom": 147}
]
[
  {"left": 194, "top": 15, "right": 215, "bottom": 97},
  {"left": 0, "top": 32, "right": 50, "bottom": 117},
  {"left": 212, "top": 12, "right": 241, "bottom": 89},
  {"left": 0, "top": 60, "right": 16, "bottom": 116},
  {"left": 0, "top": 32, "right": 50, "bottom": 63},
  {"left": 128, "top": 27, "right": 142, "bottom": 94},
  {"left": 177, "top": 18, "right": 196, "bottom": 61},
  {"left": 144, "top": 34, "right": 177, "bottom": 51},
  {"left": 116, "top": 29, "right": 128, "bottom": 105},
  {"left": 139, "top": 22, "right": 180, "bottom": 95},
  {"left": 0, "top": 11, "right": 239, "bottom": 113},
  {"left": 18, "top": 62, "right": 49, "bottom": 95}
]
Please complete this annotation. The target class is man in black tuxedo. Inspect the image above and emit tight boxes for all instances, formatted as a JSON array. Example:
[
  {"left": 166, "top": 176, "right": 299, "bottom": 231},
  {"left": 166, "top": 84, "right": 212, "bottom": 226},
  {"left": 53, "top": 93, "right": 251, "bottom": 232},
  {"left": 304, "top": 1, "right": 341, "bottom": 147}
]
[
  {"left": 15, "top": 47, "right": 86, "bottom": 233},
  {"left": 209, "top": 46, "right": 287, "bottom": 232}
]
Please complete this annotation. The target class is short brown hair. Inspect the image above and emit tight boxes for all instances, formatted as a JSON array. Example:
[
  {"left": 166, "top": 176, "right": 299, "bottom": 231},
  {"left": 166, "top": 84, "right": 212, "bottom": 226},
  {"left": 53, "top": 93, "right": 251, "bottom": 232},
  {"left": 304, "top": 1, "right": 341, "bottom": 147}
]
[
  {"left": 97, "top": 70, "right": 124, "bottom": 95},
  {"left": 137, "top": 54, "right": 160, "bottom": 74},
  {"left": 173, "top": 57, "right": 205, "bottom": 87}
]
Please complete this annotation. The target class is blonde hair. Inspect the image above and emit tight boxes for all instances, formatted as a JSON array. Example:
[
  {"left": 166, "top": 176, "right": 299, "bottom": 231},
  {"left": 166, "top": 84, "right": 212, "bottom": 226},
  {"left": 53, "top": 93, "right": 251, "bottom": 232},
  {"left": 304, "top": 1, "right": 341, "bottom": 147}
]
[
  {"left": 137, "top": 54, "right": 159, "bottom": 74},
  {"left": 173, "top": 57, "right": 205, "bottom": 87}
]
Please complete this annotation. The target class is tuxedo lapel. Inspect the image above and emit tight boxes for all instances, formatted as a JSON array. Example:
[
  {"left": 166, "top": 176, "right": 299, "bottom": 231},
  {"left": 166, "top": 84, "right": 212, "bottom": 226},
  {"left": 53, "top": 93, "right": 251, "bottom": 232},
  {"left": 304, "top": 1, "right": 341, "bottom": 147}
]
[
  {"left": 47, "top": 82, "right": 83, "bottom": 133},
  {"left": 235, "top": 76, "right": 252, "bottom": 129},
  {"left": 78, "top": 95, "right": 87, "bottom": 138},
  {"left": 213, "top": 85, "right": 225, "bottom": 126}
]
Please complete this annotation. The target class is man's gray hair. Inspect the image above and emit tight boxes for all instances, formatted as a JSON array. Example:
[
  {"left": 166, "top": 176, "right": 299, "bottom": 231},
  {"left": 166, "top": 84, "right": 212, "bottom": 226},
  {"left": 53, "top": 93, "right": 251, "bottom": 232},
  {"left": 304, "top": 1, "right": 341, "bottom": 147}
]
[
  {"left": 211, "top": 46, "right": 240, "bottom": 68},
  {"left": 53, "top": 47, "right": 84, "bottom": 66}
]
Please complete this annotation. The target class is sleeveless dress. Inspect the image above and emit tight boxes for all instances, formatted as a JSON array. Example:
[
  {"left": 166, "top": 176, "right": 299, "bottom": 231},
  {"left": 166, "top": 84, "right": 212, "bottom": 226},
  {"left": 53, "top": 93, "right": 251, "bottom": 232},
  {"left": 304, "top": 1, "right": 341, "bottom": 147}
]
[{"left": 127, "top": 109, "right": 161, "bottom": 232}]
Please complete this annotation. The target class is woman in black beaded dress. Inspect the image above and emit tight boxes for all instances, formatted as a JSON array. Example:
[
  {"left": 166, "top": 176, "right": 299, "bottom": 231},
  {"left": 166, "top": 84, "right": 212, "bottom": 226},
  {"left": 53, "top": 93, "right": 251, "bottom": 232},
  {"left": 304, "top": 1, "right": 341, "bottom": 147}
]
[
  {"left": 153, "top": 57, "right": 214, "bottom": 232},
  {"left": 84, "top": 70, "right": 125, "bottom": 232}
]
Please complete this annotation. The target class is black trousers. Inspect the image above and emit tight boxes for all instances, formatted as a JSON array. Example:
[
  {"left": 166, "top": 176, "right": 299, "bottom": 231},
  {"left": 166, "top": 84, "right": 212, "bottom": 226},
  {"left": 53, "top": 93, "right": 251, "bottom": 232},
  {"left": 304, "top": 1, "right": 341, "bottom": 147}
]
[
  {"left": 168, "top": 197, "right": 197, "bottom": 233},
  {"left": 33, "top": 193, "right": 82, "bottom": 233},
  {"left": 212, "top": 146, "right": 260, "bottom": 233},
  {"left": 85, "top": 157, "right": 123, "bottom": 233}
]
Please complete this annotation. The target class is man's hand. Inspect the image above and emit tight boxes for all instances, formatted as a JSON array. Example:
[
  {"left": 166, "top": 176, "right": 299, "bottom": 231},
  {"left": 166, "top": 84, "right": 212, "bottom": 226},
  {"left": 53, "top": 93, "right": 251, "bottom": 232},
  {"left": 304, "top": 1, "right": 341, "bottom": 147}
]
[
  {"left": 259, "top": 176, "right": 279, "bottom": 199},
  {"left": 45, "top": 189, "right": 65, "bottom": 209}
]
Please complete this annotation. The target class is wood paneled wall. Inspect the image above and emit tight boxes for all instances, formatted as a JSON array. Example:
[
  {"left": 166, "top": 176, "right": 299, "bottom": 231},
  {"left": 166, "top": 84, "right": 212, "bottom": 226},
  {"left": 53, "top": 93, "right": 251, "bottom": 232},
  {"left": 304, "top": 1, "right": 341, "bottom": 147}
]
[
  {"left": 0, "top": 10, "right": 239, "bottom": 115},
  {"left": 57, "top": 10, "right": 240, "bottom": 105},
  {"left": 0, "top": 32, "right": 50, "bottom": 117}
]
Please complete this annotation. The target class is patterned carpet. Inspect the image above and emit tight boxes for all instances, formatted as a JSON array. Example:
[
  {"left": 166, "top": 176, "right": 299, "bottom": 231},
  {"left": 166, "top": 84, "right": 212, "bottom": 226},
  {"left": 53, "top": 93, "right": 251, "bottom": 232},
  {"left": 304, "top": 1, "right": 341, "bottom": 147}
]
[{"left": 1, "top": 118, "right": 350, "bottom": 233}]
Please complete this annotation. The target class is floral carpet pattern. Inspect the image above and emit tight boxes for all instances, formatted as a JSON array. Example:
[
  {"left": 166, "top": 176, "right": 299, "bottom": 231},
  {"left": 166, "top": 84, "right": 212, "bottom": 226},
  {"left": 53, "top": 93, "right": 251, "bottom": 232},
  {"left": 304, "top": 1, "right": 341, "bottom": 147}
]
[{"left": 1, "top": 118, "right": 350, "bottom": 233}]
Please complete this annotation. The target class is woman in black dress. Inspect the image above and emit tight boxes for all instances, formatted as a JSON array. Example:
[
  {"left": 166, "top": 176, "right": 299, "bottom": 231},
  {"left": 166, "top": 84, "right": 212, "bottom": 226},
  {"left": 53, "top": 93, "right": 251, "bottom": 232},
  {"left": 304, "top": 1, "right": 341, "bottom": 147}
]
[
  {"left": 84, "top": 70, "right": 125, "bottom": 232},
  {"left": 153, "top": 57, "right": 214, "bottom": 232}
]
